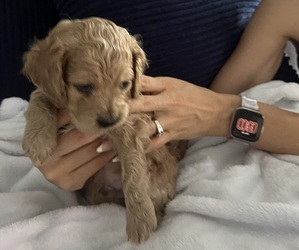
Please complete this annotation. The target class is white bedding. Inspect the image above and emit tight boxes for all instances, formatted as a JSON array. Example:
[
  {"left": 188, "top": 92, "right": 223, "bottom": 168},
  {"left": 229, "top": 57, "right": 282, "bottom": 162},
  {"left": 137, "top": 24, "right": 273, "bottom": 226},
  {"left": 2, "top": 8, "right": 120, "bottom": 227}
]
[{"left": 1, "top": 81, "right": 299, "bottom": 250}]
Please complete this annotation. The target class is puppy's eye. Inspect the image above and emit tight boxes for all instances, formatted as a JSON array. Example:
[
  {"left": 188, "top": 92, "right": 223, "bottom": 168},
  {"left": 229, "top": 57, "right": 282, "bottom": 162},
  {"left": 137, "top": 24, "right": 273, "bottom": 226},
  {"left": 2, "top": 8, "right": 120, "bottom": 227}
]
[
  {"left": 119, "top": 81, "right": 130, "bottom": 90},
  {"left": 74, "top": 84, "right": 93, "bottom": 94}
]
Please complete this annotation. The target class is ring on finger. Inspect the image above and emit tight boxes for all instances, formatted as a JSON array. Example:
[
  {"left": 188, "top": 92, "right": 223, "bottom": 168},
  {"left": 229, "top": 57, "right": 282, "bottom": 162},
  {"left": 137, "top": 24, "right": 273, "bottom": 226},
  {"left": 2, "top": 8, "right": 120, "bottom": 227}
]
[{"left": 153, "top": 119, "right": 164, "bottom": 137}]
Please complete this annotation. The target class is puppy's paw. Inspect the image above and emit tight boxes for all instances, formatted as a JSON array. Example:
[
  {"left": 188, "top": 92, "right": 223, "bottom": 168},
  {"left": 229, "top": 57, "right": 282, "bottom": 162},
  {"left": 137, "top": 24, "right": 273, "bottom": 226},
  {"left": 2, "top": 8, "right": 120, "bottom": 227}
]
[{"left": 126, "top": 208, "right": 157, "bottom": 244}]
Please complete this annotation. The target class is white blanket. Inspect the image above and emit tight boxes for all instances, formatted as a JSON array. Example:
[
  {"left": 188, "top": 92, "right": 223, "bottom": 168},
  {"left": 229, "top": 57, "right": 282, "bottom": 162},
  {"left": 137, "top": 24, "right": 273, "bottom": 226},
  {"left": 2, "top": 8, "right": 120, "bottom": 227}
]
[{"left": 1, "top": 81, "right": 299, "bottom": 250}]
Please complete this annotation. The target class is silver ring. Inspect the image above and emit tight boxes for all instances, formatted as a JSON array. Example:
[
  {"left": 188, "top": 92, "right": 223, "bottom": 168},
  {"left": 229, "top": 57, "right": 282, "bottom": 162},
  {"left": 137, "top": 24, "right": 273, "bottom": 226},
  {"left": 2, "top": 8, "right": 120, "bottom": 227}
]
[{"left": 153, "top": 119, "right": 164, "bottom": 136}]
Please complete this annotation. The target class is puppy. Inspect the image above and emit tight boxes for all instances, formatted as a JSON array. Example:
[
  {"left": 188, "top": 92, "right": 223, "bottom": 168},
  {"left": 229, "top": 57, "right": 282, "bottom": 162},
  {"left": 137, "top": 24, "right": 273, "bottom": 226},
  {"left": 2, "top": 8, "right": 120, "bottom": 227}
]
[{"left": 22, "top": 17, "right": 186, "bottom": 244}]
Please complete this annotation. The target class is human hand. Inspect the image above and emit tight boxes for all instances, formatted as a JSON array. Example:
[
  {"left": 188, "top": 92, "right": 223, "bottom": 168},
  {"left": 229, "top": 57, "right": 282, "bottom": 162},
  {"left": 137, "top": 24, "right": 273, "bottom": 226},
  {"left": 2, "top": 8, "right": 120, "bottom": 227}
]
[
  {"left": 37, "top": 109, "right": 116, "bottom": 191},
  {"left": 130, "top": 76, "right": 240, "bottom": 151}
]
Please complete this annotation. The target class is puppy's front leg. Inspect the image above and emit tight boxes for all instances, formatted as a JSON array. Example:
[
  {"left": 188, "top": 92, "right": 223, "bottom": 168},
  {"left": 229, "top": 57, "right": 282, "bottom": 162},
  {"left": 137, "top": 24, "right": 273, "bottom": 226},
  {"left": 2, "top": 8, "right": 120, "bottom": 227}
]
[
  {"left": 23, "top": 90, "right": 58, "bottom": 166},
  {"left": 111, "top": 126, "right": 157, "bottom": 244}
]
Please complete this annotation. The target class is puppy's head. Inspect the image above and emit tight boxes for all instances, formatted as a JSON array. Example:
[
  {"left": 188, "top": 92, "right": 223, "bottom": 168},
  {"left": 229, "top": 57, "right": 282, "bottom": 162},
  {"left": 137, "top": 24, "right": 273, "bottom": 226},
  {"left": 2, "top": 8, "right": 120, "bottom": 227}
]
[{"left": 23, "top": 17, "right": 147, "bottom": 135}]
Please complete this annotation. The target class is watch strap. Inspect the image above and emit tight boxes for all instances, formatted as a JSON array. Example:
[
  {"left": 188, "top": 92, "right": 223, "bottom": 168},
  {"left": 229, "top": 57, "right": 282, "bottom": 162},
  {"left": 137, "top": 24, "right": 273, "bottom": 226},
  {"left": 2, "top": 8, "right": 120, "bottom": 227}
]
[{"left": 241, "top": 96, "right": 259, "bottom": 111}]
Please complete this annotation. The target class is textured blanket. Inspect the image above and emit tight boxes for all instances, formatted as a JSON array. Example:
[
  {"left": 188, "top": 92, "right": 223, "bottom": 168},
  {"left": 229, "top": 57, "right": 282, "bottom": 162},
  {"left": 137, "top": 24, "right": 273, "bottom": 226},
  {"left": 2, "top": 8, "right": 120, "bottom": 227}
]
[{"left": 1, "top": 81, "right": 299, "bottom": 250}]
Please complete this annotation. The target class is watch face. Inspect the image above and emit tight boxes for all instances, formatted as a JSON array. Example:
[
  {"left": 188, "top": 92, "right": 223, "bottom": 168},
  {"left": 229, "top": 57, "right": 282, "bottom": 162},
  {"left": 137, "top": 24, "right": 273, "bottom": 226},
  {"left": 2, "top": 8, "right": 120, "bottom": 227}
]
[{"left": 231, "top": 108, "right": 264, "bottom": 142}]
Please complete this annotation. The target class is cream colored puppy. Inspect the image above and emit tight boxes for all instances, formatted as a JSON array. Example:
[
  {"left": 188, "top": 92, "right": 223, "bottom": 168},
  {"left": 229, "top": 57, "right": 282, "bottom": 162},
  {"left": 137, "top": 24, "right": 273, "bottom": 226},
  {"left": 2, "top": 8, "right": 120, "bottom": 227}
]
[{"left": 22, "top": 17, "right": 186, "bottom": 244}]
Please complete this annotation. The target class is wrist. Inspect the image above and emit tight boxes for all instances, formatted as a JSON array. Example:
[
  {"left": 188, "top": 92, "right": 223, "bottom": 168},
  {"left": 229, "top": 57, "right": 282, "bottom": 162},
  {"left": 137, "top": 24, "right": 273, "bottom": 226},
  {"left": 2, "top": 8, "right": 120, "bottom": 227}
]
[{"left": 210, "top": 94, "right": 241, "bottom": 138}]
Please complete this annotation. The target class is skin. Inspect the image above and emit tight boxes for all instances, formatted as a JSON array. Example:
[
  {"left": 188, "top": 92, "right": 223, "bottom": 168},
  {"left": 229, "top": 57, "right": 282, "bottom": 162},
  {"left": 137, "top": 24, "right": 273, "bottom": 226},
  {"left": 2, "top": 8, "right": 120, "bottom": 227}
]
[
  {"left": 130, "top": 76, "right": 299, "bottom": 155},
  {"left": 39, "top": 0, "right": 299, "bottom": 190},
  {"left": 39, "top": 109, "right": 117, "bottom": 191},
  {"left": 211, "top": 0, "right": 299, "bottom": 93}
]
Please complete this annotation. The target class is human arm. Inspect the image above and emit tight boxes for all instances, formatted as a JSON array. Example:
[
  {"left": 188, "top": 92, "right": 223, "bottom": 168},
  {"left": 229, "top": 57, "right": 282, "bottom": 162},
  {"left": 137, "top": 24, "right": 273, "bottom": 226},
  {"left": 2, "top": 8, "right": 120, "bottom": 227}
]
[
  {"left": 37, "top": 109, "right": 116, "bottom": 191},
  {"left": 210, "top": 0, "right": 299, "bottom": 94},
  {"left": 130, "top": 76, "right": 299, "bottom": 156}
]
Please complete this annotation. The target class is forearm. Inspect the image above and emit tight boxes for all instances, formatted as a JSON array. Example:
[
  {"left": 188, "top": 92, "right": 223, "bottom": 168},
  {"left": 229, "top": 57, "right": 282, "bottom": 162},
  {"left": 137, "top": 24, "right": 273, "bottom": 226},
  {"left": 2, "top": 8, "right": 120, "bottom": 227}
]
[
  {"left": 218, "top": 94, "right": 299, "bottom": 155},
  {"left": 210, "top": 0, "right": 299, "bottom": 94},
  {"left": 256, "top": 103, "right": 299, "bottom": 155}
]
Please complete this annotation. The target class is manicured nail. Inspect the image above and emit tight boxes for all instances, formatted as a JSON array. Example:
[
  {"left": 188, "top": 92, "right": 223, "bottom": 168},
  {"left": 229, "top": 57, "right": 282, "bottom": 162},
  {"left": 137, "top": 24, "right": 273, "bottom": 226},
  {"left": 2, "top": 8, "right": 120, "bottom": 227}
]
[
  {"left": 112, "top": 156, "right": 120, "bottom": 162},
  {"left": 96, "top": 140, "right": 113, "bottom": 153}
]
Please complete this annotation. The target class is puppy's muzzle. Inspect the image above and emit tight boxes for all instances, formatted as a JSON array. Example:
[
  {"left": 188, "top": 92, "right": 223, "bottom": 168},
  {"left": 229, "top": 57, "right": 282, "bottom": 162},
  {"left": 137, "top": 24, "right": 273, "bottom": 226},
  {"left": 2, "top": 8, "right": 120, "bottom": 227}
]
[{"left": 97, "top": 114, "right": 119, "bottom": 128}]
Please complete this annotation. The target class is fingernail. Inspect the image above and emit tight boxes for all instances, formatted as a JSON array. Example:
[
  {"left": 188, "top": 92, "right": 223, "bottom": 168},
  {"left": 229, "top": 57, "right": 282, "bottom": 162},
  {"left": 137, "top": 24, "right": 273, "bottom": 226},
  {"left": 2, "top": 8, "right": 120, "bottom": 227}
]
[
  {"left": 96, "top": 140, "right": 113, "bottom": 153},
  {"left": 112, "top": 156, "right": 120, "bottom": 162}
]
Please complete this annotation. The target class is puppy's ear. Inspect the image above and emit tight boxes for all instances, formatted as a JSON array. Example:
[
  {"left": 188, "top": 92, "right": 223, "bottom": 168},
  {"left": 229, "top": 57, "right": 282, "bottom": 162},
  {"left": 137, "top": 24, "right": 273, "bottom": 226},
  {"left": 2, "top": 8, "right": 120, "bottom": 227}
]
[
  {"left": 22, "top": 35, "right": 68, "bottom": 107},
  {"left": 131, "top": 38, "right": 148, "bottom": 98}
]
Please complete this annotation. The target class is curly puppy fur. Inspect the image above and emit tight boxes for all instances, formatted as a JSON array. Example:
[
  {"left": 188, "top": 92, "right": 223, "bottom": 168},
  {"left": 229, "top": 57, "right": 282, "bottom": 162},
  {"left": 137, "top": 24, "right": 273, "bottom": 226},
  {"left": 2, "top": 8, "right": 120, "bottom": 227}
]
[{"left": 22, "top": 17, "right": 186, "bottom": 244}]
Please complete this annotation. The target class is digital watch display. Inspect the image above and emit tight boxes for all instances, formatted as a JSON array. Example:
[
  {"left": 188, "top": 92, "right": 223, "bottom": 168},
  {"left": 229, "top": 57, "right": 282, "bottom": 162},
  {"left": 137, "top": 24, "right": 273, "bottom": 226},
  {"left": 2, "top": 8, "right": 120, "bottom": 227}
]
[{"left": 230, "top": 96, "right": 264, "bottom": 142}]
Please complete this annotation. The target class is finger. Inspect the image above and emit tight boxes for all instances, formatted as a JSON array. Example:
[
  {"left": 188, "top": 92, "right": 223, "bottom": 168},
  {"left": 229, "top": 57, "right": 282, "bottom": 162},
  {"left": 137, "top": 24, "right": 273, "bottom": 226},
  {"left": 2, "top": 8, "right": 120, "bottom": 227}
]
[
  {"left": 40, "top": 141, "right": 116, "bottom": 189},
  {"left": 61, "top": 138, "right": 113, "bottom": 170},
  {"left": 150, "top": 117, "right": 166, "bottom": 136},
  {"left": 139, "top": 75, "right": 166, "bottom": 93},
  {"left": 150, "top": 119, "right": 158, "bottom": 135},
  {"left": 41, "top": 137, "right": 103, "bottom": 171},
  {"left": 146, "top": 132, "right": 171, "bottom": 153},
  {"left": 52, "top": 129, "right": 99, "bottom": 156},
  {"left": 130, "top": 95, "right": 163, "bottom": 114}
]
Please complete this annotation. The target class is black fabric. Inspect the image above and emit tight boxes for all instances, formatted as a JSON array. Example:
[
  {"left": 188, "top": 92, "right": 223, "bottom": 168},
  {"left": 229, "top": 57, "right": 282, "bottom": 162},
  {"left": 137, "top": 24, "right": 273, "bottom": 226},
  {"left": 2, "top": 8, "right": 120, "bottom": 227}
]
[
  {"left": 53, "top": 0, "right": 261, "bottom": 88},
  {"left": 1, "top": 0, "right": 298, "bottom": 101},
  {"left": 0, "top": 0, "right": 59, "bottom": 101},
  {"left": 274, "top": 55, "right": 299, "bottom": 83}
]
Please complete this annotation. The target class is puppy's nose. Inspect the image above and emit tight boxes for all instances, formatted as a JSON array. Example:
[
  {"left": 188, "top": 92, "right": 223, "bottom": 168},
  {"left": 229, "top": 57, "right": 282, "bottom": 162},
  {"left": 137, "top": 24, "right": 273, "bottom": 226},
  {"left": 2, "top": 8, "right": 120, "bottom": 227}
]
[{"left": 97, "top": 115, "right": 119, "bottom": 128}]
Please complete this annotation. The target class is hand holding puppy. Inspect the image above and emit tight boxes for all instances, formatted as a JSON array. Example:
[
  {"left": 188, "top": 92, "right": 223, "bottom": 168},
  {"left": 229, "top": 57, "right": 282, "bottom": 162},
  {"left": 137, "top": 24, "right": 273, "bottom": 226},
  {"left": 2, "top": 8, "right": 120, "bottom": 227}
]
[
  {"left": 130, "top": 75, "right": 240, "bottom": 151},
  {"left": 38, "top": 109, "right": 116, "bottom": 191}
]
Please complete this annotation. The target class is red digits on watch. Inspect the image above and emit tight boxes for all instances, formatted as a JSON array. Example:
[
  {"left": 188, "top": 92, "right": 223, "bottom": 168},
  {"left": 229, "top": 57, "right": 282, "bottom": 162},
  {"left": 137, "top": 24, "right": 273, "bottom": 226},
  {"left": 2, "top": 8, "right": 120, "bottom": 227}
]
[{"left": 236, "top": 118, "right": 258, "bottom": 134}]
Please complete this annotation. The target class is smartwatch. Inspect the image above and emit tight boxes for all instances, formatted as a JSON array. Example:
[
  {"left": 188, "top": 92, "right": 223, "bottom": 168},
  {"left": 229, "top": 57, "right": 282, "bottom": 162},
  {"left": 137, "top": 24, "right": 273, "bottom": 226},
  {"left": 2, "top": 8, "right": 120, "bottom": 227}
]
[{"left": 230, "top": 96, "right": 264, "bottom": 142}]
